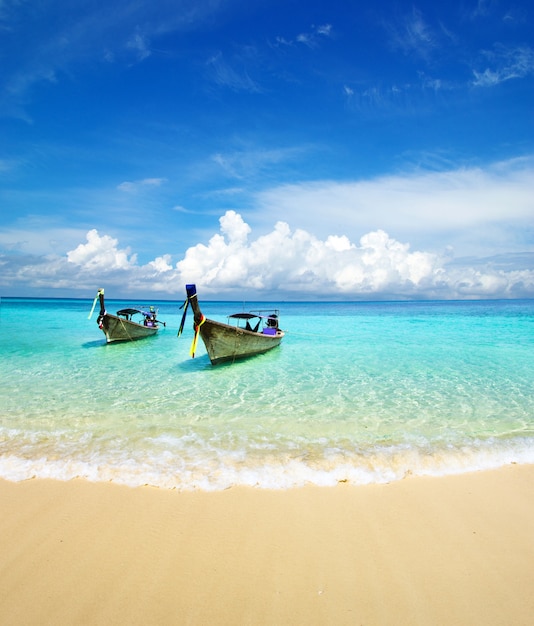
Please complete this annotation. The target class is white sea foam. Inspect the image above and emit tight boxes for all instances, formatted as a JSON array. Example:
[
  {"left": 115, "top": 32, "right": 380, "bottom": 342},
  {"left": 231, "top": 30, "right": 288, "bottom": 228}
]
[{"left": 1, "top": 435, "right": 533, "bottom": 490}]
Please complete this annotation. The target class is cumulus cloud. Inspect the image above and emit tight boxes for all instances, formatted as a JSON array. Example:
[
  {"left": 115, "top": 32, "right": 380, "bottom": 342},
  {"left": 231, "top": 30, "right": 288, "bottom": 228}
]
[
  {"left": 148, "top": 255, "right": 173, "bottom": 272},
  {"left": 177, "top": 212, "right": 527, "bottom": 298},
  {"left": 177, "top": 213, "right": 533, "bottom": 298},
  {"left": 67, "top": 229, "right": 137, "bottom": 269},
  {"left": 1, "top": 211, "right": 533, "bottom": 299}
]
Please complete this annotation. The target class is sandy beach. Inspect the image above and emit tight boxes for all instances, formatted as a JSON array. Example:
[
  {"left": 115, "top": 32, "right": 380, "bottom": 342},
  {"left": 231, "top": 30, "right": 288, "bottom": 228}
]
[{"left": 1, "top": 465, "right": 533, "bottom": 626}]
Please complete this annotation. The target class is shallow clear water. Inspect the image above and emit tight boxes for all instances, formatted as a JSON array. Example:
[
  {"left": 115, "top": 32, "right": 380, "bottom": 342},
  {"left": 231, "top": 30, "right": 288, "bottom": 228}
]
[{"left": 0, "top": 297, "right": 533, "bottom": 490}]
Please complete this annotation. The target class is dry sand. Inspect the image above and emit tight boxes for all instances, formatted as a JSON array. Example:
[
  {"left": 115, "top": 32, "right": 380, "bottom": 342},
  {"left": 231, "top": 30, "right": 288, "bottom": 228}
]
[{"left": 1, "top": 465, "right": 533, "bottom": 626}]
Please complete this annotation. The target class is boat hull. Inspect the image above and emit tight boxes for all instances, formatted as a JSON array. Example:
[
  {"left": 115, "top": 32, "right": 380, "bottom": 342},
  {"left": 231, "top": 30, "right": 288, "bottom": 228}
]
[
  {"left": 99, "top": 314, "right": 158, "bottom": 343},
  {"left": 199, "top": 318, "right": 283, "bottom": 364}
]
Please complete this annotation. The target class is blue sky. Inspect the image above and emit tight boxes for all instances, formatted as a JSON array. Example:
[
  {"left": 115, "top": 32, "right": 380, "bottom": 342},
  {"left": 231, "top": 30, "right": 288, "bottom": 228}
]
[{"left": 1, "top": 0, "right": 533, "bottom": 299}]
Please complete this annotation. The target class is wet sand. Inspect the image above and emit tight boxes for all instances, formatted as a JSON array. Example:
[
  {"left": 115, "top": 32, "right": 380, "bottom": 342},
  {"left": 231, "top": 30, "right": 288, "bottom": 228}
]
[{"left": 1, "top": 465, "right": 533, "bottom": 625}]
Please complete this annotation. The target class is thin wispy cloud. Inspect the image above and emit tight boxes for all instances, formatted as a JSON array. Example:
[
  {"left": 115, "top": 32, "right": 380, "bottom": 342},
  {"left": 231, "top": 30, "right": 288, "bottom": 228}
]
[
  {"left": 117, "top": 178, "right": 167, "bottom": 192},
  {"left": 274, "top": 23, "right": 333, "bottom": 49},
  {"left": 126, "top": 31, "right": 152, "bottom": 62},
  {"left": 206, "top": 51, "right": 261, "bottom": 92},
  {"left": 316, "top": 24, "right": 333, "bottom": 37},
  {"left": 473, "top": 44, "right": 534, "bottom": 86},
  {"left": 0, "top": 0, "right": 232, "bottom": 118},
  {"left": 252, "top": 157, "right": 534, "bottom": 258},
  {"left": 297, "top": 23, "right": 333, "bottom": 47},
  {"left": 386, "top": 7, "right": 438, "bottom": 61},
  {"left": 471, "top": 0, "right": 497, "bottom": 19},
  {"left": 211, "top": 146, "right": 307, "bottom": 180},
  {"left": 346, "top": 4, "right": 532, "bottom": 115}
]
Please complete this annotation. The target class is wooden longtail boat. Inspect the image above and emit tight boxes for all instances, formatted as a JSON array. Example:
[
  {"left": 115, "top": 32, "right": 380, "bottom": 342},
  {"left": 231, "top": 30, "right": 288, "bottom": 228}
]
[
  {"left": 178, "top": 284, "right": 284, "bottom": 365},
  {"left": 89, "top": 288, "right": 165, "bottom": 343}
]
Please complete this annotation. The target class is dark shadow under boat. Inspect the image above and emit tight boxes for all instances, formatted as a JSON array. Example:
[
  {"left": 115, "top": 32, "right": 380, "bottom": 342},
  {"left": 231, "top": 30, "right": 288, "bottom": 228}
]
[
  {"left": 89, "top": 288, "right": 165, "bottom": 343},
  {"left": 178, "top": 284, "right": 284, "bottom": 365}
]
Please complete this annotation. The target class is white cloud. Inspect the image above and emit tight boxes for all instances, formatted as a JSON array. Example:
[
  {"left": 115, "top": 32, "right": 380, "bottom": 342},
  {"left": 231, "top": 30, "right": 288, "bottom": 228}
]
[
  {"left": 117, "top": 178, "right": 167, "bottom": 192},
  {"left": 2, "top": 153, "right": 533, "bottom": 300},
  {"left": 275, "top": 23, "right": 333, "bottom": 49},
  {"left": 206, "top": 51, "right": 261, "bottom": 93},
  {"left": 473, "top": 44, "right": 534, "bottom": 87},
  {"left": 1, "top": 211, "right": 533, "bottom": 299},
  {"left": 211, "top": 146, "right": 306, "bottom": 180},
  {"left": 386, "top": 7, "right": 438, "bottom": 61},
  {"left": 67, "top": 229, "right": 136, "bottom": 269},
  {"left": 148, "top": 255, "right": 173, "bottom": 272},
  {"left": 252, "top": 157, "right": 534, "bottom": 258},
  {"left": 316, "top": 24, "right": 333, "bottom": 37},
  {"left": 174, "top": 211, "right": 533, "bottom": 298},
  {"left": 220, "top": 210, "right": 251, "bottom": 244},
  {"left": 296, "top": 23, "right": 333, "bottom": 47},
  {"left": 126, "top": 30, "right": 151, "bottom": 61}
]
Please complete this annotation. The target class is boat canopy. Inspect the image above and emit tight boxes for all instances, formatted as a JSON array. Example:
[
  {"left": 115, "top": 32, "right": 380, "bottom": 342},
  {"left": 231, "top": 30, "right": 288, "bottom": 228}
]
[
  {"left": 117, "top": 308, "right": 151, "bottom": 317},
  {"left": 229, "top": 311, "right": 279, "bottom": 320},
  {"left": 228, "top": 312, "right": 259, "bottom": 320}
]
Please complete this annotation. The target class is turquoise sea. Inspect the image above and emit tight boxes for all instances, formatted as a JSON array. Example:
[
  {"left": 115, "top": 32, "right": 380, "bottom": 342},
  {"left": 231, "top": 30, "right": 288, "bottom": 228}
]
[{"left": 0, "top": 297, "right": 533, "bottom": 491}]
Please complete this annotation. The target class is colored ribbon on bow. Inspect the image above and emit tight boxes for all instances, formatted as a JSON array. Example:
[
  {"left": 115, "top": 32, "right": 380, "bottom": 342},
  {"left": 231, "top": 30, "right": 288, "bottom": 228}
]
[
  {"left": 177, "top": 297, "right": 189, "bottom": 337},
  {"left": 190, "top": 315, "right": 205, "bottom": 358}
]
